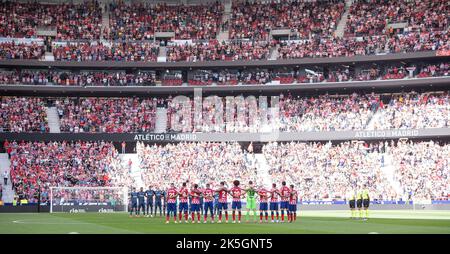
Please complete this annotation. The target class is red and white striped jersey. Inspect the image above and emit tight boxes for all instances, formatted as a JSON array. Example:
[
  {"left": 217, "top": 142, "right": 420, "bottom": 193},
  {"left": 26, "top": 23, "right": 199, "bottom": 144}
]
[
  {"left": 230, "top": 186, "right": 244, "bottom": 202},
  {"left": 167, "top": 188, "right": 178, "bottom": 203},
  {"left": 217, "top": 187, "right": 228, "bottom": 203},
  {"left": 280, "top": 186, "right": 291, "bottom": 202},
  {"left": 289, "top": 189, "right": 298, "bottom": 205},
  {"left": 191, "top": 189, "right": 201, "bottom": 204},
  {"left": 270, "top": 188, "right": 279, "bottom": 202},
  {"left": 203, "top": 188, "right": 215, "bottom": 202},
  {"left": 258, "top": 188, "right": 269, "bottom": 202},
  {"left": 179, "top": 187, "right": 189, "bottom": 203}
]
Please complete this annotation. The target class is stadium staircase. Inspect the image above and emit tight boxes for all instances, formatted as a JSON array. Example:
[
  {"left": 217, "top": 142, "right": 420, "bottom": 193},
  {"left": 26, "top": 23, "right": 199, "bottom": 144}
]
[
  {"left": 155, "top": 107, "right": 168, "bottom": 133},
  {"left": 157, "top": 47, "right": 168, "bottom": 62},
  {"left": 43, "top": 52, "right": 55, "bottom": 61},
  {"left": 46, "top": 107, "right": 61, "bottom": 133},
  {"left": 119, "top": 154, "right": 144, "bottom": 189},
  {"left": 100, "top": 1, "right": 110, "bottom": 39},
  {"left": 365, "top": 107, "right": 383, "bottom": 130},
  {"left": 253, "top": 154, "right": 272, "bottom": 188},
  {"left": 217, "top": 0, "right": 232, "bottom": 42},
  {"left": 269, "top": 44, "right": 280, "bottom": 60},
  {"left": 335, "top": 0, "right": 353, "bottom": 38},
  {"left": 379, "top": 153, "right": 404, "bottom": 198},
  {"left": 0, "top": 153, "right": 14, "bottom": 203}
]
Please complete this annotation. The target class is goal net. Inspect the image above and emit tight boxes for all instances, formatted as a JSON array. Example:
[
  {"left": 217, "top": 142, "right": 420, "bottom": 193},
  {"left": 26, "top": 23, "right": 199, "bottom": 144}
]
[{"left": 50, "top": 186, "right": 128, "bottom": 213}]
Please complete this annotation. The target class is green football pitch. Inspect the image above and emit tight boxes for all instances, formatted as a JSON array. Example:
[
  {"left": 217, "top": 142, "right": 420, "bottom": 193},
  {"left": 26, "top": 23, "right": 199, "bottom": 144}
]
[{"left": 1, "top": 210, "right": 449, "bottom": 234}]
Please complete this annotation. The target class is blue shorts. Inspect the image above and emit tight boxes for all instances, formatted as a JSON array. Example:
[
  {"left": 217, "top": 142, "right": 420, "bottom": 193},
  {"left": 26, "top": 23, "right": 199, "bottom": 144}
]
[
  {"left": 190, "top": 204, "right": 200, "bottom": 212},
  {"left": 204, "top": 202, "right": 214, "bottom": 212},
  {"left": 280, "top": 201, "right": 289, "bottom": 209},
  {"left": 131, "top": 202, "right": 137, "bottom": 208},
  {"left": 155, "top": 201, "right": 162, "bottom": 207},
  {"left": 179, "top": 202, "right": 189, "bottom": 212},
  {"left": 232, "top": 201, "right": 242, "bottom": 210},
  {"left": 259, "top": 202, "right": 268, "bottom": 211},
  {"left": 218, "top": 202, "right": 228, "bottom": 210},
  {"left": 167, "top": 203, "right": 177, "bottom": 214},
  {"left": 289, "top": 204, "right": 297, "bottom": 212},
  {"left": 270, "top": 202, "right": 279, "bottom": 211}
]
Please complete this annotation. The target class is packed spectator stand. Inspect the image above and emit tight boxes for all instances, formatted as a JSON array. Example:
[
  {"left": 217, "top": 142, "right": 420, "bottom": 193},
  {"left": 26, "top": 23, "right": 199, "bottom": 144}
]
[
  {"left": 0, "top": 0, "right": 449, "bottom": 205},
  {"left": 137, "top": 141, "right": 259, "bottom": 190},
  {"left": 6, "top": 140, "right": 131, "bottom": 202},
  {"left": 0, "top": 97, "right": 48, "bottom": 132},
  {"left": 0, "top": 0, "right": 448, "bottom": 62},
  {"left": 0, "top": 91, "right": 448, "bottom": 134},
  {"left": 230, "top": 0, "right": 345, "bottom": 40},
  {"left": 107, "top": 1, "right": 224, "bottom": 40},
  {"left": 55, "top": 97, "right": 158, "bottom": 133},
  {"left": 263, "top": 140, "right": 449, "bottom": 201}
]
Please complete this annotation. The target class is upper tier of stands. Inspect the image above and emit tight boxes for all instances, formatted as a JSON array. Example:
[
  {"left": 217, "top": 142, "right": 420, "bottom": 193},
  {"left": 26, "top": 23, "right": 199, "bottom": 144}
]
[{"left": 0, "top": 0, "right": 448, "bottom": 62}]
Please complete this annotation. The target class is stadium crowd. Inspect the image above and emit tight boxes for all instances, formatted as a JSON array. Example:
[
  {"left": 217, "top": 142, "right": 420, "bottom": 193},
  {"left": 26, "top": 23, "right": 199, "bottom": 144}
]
[
  {"left": 0, "top": 0, "right": 102, "bottom": 40},
  {"left": 7, "top": 140, "right": 130, "bottom": 202},
  {"left": 0, "top": 97, "right": 48, "bottom": 132},
  {"left": 230, "top": 0, "right": 344, "bottom": 40},
  {"left": 0, "top": 61, "right": 447, "bottom": 86},
  {"left": 0, "top": 91, "right": 448, "bottom": 134},
  {"left": 278, "top": 93, "right": 381, "bottom": 132},
  {"left": 389, "top": 140, "right": 449, "bottom": 200},
  {"left": 263, "top": 141, "right": 398, "bottom": 200},
  {"left": 278, "top": 30, "right": 450, "bottom": 59},
  {"left": 55, "top": 97, "right": 158, "bottom": 133},
  {"left": 0, "top": 69, "right": 157, "bottom": 86},
  {"left": 370, "top": 92, "right": 449, "bottom": 130},
  {"left": 3, "top": 138, "right": 448, "bottom": 202},
  {"left": 107, "top": 1, "right": 224, "bottom": 40},
  {"left": 166, "top": 40, "right": 275, "bottom": 62},
  {"left": 52, "top": 41, "right": 159, "bottom": 62},
  {"left": 346, "top": 0, "right": 449, "bottom": 37},
  {"left": 0, "top": 0, "right": 448, "bottom": 63},
  {"left": 137, "top": 141, "right": 259, "bottom": 190},
  {"left": 0, "top": 42, "right": 45, "bottom": 60}
]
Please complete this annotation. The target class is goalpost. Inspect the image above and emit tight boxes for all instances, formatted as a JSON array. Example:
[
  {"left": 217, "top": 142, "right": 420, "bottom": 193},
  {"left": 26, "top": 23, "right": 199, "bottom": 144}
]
[{"left": 49, "top": 186, "right": 129, "bottom": 213}]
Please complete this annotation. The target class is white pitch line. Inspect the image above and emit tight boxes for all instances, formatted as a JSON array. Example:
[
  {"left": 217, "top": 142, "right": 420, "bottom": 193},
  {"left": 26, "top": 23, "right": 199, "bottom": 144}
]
[{"left": 12, "top": 220, "right": 91, "bottom": 225}]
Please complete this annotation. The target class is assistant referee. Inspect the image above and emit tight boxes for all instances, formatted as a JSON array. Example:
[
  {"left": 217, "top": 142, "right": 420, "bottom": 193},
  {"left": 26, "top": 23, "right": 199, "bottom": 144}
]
[
  {"left": 362, "top": 184, "right": 370, "bottom": 221},
  {"left": 347, "top": 189, "right": 356, "bottom": 219}
]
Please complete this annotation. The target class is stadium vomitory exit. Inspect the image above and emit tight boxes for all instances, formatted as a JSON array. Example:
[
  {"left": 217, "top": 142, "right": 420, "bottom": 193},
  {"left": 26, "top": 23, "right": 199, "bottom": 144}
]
[{"left": 0, "top": 0, "right": 449, "bottom": 239}]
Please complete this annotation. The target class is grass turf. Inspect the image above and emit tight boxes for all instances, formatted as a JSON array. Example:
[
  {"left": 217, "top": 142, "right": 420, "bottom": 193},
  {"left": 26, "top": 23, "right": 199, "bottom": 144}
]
[{"left": 0, "top": 210, "right": 449, "bottom": 234}]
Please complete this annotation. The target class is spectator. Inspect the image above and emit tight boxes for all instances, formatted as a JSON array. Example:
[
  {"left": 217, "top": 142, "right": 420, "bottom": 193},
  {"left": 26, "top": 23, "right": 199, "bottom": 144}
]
[{"left": 121, "top": 141, "right": 126, "bottom": 154}]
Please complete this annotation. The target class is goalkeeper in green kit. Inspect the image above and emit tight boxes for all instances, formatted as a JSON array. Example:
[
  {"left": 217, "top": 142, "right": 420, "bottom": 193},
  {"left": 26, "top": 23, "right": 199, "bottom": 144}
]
[{"left": 245, "top": 181, "right": 258, "bottom": 223}]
